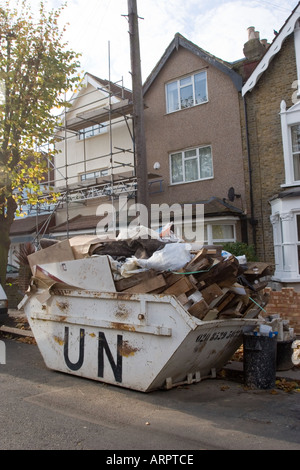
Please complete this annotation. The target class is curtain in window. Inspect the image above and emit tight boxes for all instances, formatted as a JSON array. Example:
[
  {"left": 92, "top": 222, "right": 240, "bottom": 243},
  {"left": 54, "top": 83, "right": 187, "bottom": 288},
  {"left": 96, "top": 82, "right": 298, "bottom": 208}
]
[
  {"left": 166, "top": 82, "right": 179, "bottom": 113},
  {"left": 199, "top": 147, "right": 213, "bottom": 178},
  {"left": 171, "top": 153, "right": 183, "bottom": 183},
  {"left": 194, "top": 71, "right": 207, "bottom": 104}
]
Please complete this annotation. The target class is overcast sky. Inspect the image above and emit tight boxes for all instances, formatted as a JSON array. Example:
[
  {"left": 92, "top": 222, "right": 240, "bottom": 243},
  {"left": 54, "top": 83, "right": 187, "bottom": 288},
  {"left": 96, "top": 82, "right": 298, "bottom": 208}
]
[{"left": 4, "top": 0, "right": 298, "bottom": 88}]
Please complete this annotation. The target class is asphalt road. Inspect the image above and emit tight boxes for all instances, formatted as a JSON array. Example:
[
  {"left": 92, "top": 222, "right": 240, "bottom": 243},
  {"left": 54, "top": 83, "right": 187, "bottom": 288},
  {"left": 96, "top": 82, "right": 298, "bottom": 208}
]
[{"left": 0, "top": 338, "right": 299, "bottom": 452}]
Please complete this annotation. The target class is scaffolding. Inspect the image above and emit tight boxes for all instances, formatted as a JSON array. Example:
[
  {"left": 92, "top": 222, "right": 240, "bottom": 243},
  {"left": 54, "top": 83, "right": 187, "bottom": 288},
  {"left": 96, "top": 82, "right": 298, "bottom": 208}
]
[
  {"left": 23, "top": 64, "right": 138, "bottom": 243},
  {"left": 15, "top": 35, "right": 164, "bottom": 248}
]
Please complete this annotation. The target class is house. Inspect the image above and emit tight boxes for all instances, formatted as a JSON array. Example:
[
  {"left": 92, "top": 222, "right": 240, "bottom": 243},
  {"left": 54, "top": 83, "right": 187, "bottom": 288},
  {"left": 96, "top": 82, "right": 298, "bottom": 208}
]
[
  {"left": 8, "top": 213, "right": 55, "bottom": 266},
  {"left": 52, "top": 73, "right": 136, "bottom": 235},
  {"left": 239, "top": 3, "right": 300, "bottom": 333},
  {"left": 142, "top": 33, "right": 247, "bottom": 245},
  {"left": 241, "top": 2, "right": 300, "bottom": 286}
]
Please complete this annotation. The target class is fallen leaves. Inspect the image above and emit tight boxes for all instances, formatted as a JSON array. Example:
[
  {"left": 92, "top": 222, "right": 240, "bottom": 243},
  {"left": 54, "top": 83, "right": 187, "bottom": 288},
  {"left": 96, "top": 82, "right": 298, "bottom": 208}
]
[{"left": 275, "top": 378, "right": 300, "bottom": 393}]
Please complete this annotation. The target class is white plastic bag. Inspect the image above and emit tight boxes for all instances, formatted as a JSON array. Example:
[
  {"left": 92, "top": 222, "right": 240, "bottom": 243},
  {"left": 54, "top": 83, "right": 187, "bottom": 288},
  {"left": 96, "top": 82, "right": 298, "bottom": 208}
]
[
  {"left": 119, "top": 257, "right": 147, "bottom": 278},
  {"left": 137, "top": 243, "right": 192, "bottom": 272}
]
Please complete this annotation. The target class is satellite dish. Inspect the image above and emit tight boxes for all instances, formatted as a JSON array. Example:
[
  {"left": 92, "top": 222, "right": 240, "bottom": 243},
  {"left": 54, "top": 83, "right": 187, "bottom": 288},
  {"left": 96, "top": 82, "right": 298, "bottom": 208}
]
[{"left": 228, "top": 187, "right": 240, "bottom": 202}]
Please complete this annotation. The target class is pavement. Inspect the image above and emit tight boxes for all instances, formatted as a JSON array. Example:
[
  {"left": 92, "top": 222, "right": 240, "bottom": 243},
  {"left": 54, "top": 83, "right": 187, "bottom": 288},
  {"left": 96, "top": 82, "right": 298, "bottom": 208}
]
[{"left": 1, "top": 308, "right": 300, "bottom": 383}]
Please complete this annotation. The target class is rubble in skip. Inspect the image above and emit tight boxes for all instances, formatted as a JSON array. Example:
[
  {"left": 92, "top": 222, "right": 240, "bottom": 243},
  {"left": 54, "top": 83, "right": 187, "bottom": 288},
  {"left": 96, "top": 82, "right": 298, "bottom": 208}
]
[{"left": 87, "top": 230, "right": 273, "bottom": 322}]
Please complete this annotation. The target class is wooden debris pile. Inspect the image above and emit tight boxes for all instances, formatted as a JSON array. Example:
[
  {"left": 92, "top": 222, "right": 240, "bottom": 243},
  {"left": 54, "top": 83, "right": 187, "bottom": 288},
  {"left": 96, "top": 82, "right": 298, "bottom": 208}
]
[{"left": 114, "top": 245, "right": 273, "bottom": 322}]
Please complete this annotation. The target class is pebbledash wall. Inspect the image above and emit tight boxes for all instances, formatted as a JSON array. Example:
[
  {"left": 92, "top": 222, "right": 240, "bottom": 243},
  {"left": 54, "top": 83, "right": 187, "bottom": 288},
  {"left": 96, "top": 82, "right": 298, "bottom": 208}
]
[{"left": 264, "top": 287, "right": 300, "bottom": 335}]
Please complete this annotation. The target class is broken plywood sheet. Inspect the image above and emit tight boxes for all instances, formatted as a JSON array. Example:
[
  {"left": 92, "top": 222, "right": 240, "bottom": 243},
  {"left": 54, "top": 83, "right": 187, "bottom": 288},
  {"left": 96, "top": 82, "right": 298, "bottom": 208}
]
[
  {"left": 34, "top": 256, "right": 116, "bottom": 293},
  {"left": 28, "top": 239, "right": 75, "bottom": 275}
]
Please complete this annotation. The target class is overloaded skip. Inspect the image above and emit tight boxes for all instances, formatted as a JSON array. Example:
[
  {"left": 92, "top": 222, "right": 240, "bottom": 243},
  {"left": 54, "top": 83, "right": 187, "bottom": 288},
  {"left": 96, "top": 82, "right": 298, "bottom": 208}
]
[{"left": 20, "top": 231, "right": 276, "bottom": 392}]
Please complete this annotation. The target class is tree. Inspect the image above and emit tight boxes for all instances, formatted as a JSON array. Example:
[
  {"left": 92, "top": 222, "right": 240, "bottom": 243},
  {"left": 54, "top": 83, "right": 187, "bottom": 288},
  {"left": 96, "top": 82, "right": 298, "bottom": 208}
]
[{"left": 0, "top": 0, "right": 81, "bottom": 283}]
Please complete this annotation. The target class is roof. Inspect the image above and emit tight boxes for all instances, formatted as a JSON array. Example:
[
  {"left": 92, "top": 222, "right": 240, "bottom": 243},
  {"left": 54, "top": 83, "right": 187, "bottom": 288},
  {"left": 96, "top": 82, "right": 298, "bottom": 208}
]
[
  {"left": 50, "top": 214, "right": 105, "bottom": 234},
  {"left": 242, "top": 2, "right": 300, "bottom": 95},
  {"left": 86, "top": 73, "right": 132, "bottom": 101},
  {"left": 65, "top": 73, "right": 134, "bottom": 132},
  {"left": 185, "top": 197, "right": 244, "bottom": 217},
  {"left": 10, "top": 214, "right": 55, "bottom": 236},
  {"left": 143, "top": 33, "right": 243, "bottom": 94}
]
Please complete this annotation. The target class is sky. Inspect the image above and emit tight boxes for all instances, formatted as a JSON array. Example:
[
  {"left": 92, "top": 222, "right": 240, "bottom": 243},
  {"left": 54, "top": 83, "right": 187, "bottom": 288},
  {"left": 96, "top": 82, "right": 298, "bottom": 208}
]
[{"left": 3, "top": 0, "right": 298, "bottom": 89}]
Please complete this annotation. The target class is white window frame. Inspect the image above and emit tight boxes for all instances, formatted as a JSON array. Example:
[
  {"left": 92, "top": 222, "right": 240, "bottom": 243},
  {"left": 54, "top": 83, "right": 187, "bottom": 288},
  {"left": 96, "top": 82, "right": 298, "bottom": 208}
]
[
  {"left": 280, "top": 100, "right": 300, "bottom": 186},
  {"left": 291, "top": 124, "right": 300, "bottom": 182},
  {"left": 204, "top": 221, "right": 236, "bottom": 245},
  {"left": 270, "top": 201, "right": 300, "bottom": 282},
  {"left": 169, "top": 145, "right": 213, "bottom": 185},
  {"left": 166, "top": 70, "right": 208, "bottom": 114},
  {"left": 80, "top": 169, "right": 109, "bottom": 182},
  {"left": 78, "top": 122, "right": 108, "bottom": 140}
]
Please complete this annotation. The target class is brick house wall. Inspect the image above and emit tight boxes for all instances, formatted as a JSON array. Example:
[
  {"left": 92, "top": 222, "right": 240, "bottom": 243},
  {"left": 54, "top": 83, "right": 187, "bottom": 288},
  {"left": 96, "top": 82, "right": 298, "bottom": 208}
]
[
  {"left": 240, "top": 34, "right": 297, "bottom": 263},
  {"left": 265, "top": 287, "right": 300, "bottom": 335}
]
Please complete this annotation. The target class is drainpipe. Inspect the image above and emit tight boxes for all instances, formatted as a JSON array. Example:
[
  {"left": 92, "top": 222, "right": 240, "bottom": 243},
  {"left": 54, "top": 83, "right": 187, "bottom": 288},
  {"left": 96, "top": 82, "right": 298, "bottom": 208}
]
[{"left": 243, "top": 95, "right": 257, "bottom": 251}]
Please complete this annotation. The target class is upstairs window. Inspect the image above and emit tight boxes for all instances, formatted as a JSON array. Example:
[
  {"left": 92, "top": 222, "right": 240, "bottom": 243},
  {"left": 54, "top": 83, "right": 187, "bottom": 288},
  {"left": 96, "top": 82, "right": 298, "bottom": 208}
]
[
  {"left": 280, "top": 100, "right": 300, "bottom": 186},
  {"left": 79, "top": 122, "right": 108, "bottom": 140},
  {"left": 166, "top": 71, "right": 208, "bottom": 113},
  {"left": 80, "top": 169, "right": 109, "bottom": 182},
  {"left": 291, "top": 124, "right": 300, "bottom": 181},
  {"left": 170, "top": 145, "right": 213, "bottom": 184}
]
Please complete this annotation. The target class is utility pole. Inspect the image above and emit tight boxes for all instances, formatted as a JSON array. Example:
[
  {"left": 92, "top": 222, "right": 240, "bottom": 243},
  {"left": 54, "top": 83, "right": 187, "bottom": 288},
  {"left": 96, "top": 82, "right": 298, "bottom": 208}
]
[{"left": 127, "top": 0, "right": 149, "bottom": 224}]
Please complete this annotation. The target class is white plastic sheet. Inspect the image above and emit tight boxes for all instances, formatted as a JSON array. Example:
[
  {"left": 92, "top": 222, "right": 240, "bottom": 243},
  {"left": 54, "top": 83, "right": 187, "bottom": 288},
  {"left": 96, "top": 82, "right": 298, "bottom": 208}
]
[{"left": 137, "top": 243, "right": 192, "bottom": 272}]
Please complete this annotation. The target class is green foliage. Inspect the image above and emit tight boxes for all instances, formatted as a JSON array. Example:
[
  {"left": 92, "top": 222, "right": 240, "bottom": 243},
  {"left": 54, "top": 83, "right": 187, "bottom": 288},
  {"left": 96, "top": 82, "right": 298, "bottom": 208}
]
[
  {"left": 0, "top": 0, "right": 82, "bottom": 212},
  {"left": 222, "top": 242, "right": 258, "bottom": 261},
  {"left": 0, "top": 0, "right": 82, "bottom": 281}
]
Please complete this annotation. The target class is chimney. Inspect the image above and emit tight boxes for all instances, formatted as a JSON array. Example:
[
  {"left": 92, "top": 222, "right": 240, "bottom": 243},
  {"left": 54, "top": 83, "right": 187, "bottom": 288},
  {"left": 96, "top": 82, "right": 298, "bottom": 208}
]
[{"left": 243, "top": 26, "right": 267, "bottom": 60}]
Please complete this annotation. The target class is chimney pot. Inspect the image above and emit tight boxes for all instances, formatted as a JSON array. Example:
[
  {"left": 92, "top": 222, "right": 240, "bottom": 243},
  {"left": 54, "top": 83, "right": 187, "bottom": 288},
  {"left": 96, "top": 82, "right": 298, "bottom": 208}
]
[{"left": 247, "top": 26, "right": 256, "bottom": 40}]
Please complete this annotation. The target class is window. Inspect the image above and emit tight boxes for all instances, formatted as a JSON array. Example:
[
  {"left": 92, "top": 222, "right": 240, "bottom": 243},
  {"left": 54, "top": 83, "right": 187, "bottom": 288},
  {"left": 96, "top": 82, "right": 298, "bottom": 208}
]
[
  {"left": 280, "top": 101, "right": 300, "bottom": 186},
  {"left": 204, "top": 224, "right": 236, "bottom": 245},
  {"left": 297, "top": 214, "right": 300, "bottom": 274},
  {"left": 166, "top": 71, "right": 207, "bottom": 113},
  {"left": 291, "top": 124, "right": 300, "bottom": 181},
  {"left": 79, "top": 123, "right": 108, "bottom": 140},
  {"left": 80, "top": 169, "right": 109, "bottom": 182},
  {"left": 170, "top": 146, "right": 213, "bottom": 184},
  {"left": 270, "top": 206, "right": 300, "bottom": 281}
]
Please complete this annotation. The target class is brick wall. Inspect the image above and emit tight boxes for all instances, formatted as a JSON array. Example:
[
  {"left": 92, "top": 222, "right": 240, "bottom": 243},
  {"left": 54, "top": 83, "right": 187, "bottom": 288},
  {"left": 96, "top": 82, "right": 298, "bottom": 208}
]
[
  {"left": 240, "top": 34, "right": 297, "bottom": 263},
  {"left": 264, "top": 287, "right": 300, "bottom": 335}
]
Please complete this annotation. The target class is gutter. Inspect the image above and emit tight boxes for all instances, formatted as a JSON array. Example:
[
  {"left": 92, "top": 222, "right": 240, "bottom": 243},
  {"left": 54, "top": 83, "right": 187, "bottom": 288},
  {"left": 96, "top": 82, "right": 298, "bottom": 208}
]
[{"left": 243, "top": 95, "right": 257, "bottom": 251}]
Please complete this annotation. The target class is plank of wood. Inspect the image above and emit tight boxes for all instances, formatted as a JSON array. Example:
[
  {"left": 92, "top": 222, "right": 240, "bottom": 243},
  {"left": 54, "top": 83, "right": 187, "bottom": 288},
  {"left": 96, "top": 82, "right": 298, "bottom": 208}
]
[
  {"left": 123, "top": 274, "right": 167, "bottom": 293},
  {"left": 215, "top": 292, "right": 236, "bottom": 312},
  {"left": 163, "top": 276, "right": 195, "bottom": 296},
  {"left": 115, "top": 270, "right": 156, "bottom": 291},
  {"left": 202, "top": 309, "right": 219, "bottom": 321},
  {"left": 200, "top": 283, "right": 224, "bottom": 305},
  {"left": 242, "top": 307, "right": 261, "bottom": 319},
  {"left": 184, "top": 255, "right": 212, "bottom": 274},
  {"left": 218, "top": 309, "right": 242, "bottom": 319},
  {"left": 244, "top": 262, "right": 273, "bottom": 277},
  {"left": 176, "top": 293, "right": 189, "bottom": 305},
  {"left": 188, "top": 299, "right": 209, "bottom": 319},
  {"left": 163, "top": 269, "right": 185, "bottom": 287},
  {"left": 199, "top": 256, "right": 239, "bottom": 286}
]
